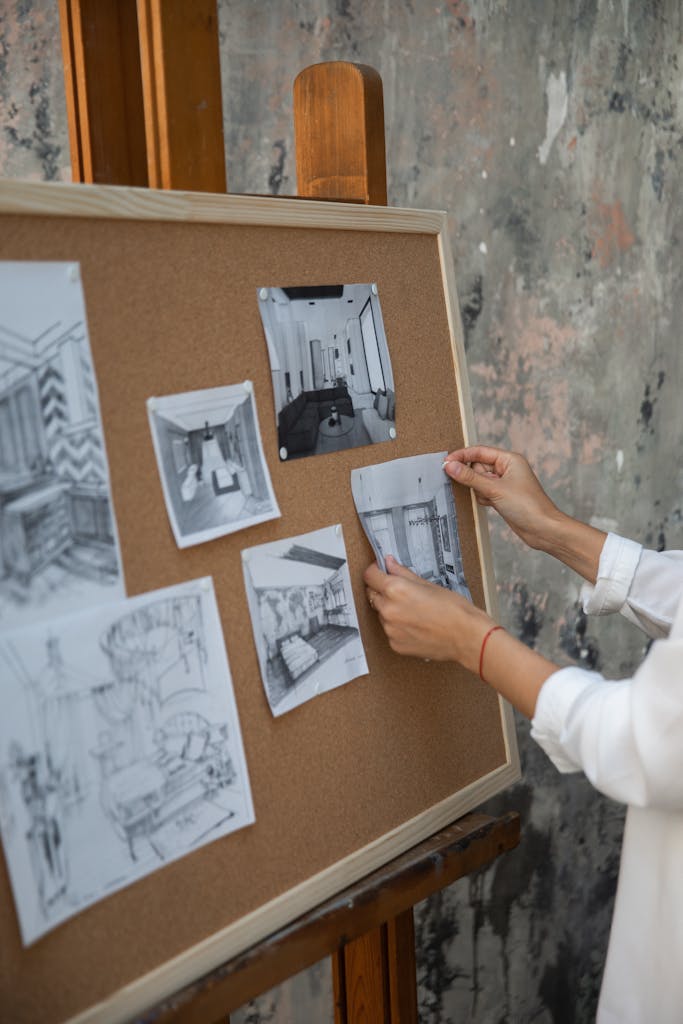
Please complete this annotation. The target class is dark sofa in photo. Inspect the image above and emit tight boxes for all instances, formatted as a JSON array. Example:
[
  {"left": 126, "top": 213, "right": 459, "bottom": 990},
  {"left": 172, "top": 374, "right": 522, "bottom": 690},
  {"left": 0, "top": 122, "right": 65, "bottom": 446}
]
[{"left": 278, "top": 385, "right": 354, "bottom": 456}]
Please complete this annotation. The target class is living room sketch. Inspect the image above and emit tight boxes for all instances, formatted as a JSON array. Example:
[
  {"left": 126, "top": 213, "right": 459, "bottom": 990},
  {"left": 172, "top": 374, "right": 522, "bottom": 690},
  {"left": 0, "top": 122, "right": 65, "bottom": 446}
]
[
  {"left": 351, "top": 453, "right": 471, "bottom": 598},
  {"left": 147, "top": 382, "right": 280, "bottom": 548},
  {"left": 0, "top": 261, "right": 124, "bottom": 630},
  {"left": 242, "top": 525, "right": 368, "bottom": 717},
  {"left": 257, "top": 283, "right": 397, "bottom": 461},
  {"left": 0, "top": 577, "right": 254, "bottom": 945}
]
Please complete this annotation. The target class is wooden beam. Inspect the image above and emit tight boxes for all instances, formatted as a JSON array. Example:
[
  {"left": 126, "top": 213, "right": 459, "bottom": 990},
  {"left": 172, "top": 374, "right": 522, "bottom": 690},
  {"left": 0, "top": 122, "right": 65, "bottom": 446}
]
[
  {"left": 293, "top": 62, "right": 388, "bottom": 205},
  {"left": 136, "top": 0, "right": 227, "bottom": 192},
  {"left": 58, "top": 0, "right": 148, "bottom": 185},
  {"left": 135, "top": 812, "right": 520, "bottom": 1021}
]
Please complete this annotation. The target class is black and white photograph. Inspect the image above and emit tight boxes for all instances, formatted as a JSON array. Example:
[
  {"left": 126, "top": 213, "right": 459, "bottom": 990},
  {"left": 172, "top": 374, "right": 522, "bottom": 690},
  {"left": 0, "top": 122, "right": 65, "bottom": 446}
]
[
  {"left": 0, "top": 576, "right": 254, "bottom": 945},
  {"left": 351, "top": 453, "right": 471, "bottom": 598},
  {"left": 0, "top": 261, "right": 125, "bottom": 631},
  {"left": 242, "top": 525, "right": 368, "bottom": 717},
  {"left": 147, "top": 382, "right": 280, "bottom": 548},
  {"left": 256, "top": 283, "right": 396, "bottom": 461}
]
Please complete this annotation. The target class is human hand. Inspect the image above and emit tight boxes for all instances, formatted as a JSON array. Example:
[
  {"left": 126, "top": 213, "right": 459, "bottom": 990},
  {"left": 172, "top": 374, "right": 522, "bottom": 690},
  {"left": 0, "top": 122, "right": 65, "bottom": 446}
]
[
  {"left": 442, "top": 445, "right": 564, "bottom": 551},
  {"left": 364, "top": 555, "right": 493, "bottom": 670}
]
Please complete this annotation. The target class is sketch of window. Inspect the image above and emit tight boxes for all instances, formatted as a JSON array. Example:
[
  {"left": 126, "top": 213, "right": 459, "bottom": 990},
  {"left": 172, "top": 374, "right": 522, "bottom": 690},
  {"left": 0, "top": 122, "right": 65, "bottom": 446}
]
[
  {"left": 0, "top": 576, "right": 254, "bottom": 946},
  {"left": 147, "top": 382, "right": 280, "bottom": 549},
  {"left": 0, "top": 261, "right": 125, "bottom": 631},
  {"left": 257, "top": 283, "right": 396, "bottom": 462},
  {"left": 351, "top": 453, "right": 471, "bottom": 598},
  {"left": 242, "top": 525, "right": 368, "bottom": 717}
]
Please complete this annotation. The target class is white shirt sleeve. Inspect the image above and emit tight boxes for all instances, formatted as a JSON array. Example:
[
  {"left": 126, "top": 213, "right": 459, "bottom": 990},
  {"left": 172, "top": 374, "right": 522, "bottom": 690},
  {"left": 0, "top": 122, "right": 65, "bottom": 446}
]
[
  {"left": 580, "top": 532, "right": 683, "bottom": 638},
  {"left": 531, "top": 534, "right": 683, "bottom": 808}
]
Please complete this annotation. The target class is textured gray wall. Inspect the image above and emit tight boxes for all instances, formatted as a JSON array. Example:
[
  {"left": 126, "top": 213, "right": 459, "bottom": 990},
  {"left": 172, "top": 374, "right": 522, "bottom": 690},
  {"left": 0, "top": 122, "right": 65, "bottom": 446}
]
[{"left": 2, "top": 1, "right": 682, "bottom": 1021}]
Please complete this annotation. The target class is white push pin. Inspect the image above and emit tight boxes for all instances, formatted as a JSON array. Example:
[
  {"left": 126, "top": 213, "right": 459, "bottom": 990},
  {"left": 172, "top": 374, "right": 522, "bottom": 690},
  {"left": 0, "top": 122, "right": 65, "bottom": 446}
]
[
  {"left": 389, "top": 426, "right": 396, "bottom": 439},
  {"left": 258, "top": 288, "right": 268, "bottom": 300},
  {"left": 243, "top": 380, "right": 253, "bottom": 393},
  {"left": 147, "top": 397, "right": 158, "bottom": 411},
  {"left": 279, "top": 446, "right": 288, "bottom": 460}
]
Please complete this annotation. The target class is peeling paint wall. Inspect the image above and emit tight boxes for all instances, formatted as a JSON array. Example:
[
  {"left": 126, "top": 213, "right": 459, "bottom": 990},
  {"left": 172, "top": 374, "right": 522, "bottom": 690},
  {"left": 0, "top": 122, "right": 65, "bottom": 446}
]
[{"left": 2, "top": 1, "right": 682, "bottom": 1021}]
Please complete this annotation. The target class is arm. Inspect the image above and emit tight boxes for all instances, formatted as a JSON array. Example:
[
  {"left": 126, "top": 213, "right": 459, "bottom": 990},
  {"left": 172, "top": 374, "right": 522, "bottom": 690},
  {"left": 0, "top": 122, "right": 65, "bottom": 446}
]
[{"left": 531, "top": 620, "right": 683, "bottom": 809}]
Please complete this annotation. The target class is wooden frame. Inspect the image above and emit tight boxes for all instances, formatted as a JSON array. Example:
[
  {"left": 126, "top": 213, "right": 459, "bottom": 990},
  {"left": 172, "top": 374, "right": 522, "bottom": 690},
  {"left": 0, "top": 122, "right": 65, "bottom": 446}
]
[{"left": 0, "top": 178, "right": 519, "bottom": 1024}]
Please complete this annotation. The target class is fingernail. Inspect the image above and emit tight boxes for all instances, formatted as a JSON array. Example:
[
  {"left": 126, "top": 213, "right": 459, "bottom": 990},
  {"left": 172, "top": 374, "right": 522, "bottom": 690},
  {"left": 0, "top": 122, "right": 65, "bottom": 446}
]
[{"left": 446, "top": 461, "right": 461, "bottom": 477}]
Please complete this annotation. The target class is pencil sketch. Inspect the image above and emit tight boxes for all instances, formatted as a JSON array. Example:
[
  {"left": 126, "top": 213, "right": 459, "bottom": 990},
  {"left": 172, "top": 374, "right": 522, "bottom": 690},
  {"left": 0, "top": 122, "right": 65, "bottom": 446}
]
[
  {"left": 0, "top": 261, "right": 125, "bottom": 630},
  {"left": 0, "top": 577, "right": 254, "bottom": 945},
  {"left": 147, "top": 382, "right": 280, "bottom": 548},
  {"left": 257, "top": 283, "right": 396, "bottom": 461},
  {"left": 351, "top": 453, "right": 472, "bottom": 598},
  {"left": 242, "top": 525, "right": 368, "bottom": 716}
]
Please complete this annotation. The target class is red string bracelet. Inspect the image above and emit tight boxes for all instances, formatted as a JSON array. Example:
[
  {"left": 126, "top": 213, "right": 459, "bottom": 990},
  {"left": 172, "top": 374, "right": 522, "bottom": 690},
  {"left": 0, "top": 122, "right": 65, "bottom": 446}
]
[{"left": 478, "top": 625, "right": 504, "bottom": 683}]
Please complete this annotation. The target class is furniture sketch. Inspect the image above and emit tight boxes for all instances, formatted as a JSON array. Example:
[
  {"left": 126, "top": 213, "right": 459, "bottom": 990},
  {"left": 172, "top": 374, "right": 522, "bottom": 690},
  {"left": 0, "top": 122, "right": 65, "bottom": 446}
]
[
  {"left": 2, "top": 483, "right": 70, "bottom": 583},
  {"left": 96, "top": 711, "right": 236, "bottom": 861}
]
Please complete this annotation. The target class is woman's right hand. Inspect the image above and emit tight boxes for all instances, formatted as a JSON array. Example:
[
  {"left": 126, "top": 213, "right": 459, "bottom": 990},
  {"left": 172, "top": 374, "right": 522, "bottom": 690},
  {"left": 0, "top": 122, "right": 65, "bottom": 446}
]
[
  {"left": 442, "top": 446, "right": 564, "bottom": 550},
  {"left": 444, "top": 445, "right": 606, "bottom": 584}
]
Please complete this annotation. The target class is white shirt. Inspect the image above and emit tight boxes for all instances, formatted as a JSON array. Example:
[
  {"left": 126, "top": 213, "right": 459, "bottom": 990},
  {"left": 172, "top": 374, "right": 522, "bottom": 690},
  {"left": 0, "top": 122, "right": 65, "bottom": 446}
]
[{"left": 531, "top": 533, "right": 683, "bottom": 1024}]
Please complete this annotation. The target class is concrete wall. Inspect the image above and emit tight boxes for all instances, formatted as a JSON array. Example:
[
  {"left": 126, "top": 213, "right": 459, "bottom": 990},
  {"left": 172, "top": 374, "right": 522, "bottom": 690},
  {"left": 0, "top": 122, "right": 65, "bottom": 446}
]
[{"left": 2, "top": 1, "right": 682, "bottom": 1020}]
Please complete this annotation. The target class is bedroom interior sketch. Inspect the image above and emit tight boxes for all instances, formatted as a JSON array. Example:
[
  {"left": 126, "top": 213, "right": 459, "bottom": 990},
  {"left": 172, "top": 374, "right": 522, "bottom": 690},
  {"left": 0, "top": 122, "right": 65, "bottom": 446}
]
[
  {"left": 0, "top": 577, "right": 254, "bottom": 945},
  {"left": 147, "top": 382, "right": 280, "bottom": 548},
  {"left": 257, "top": 283, "right": 396, "bottom": 461},
  {"left": 351, "top": 453, "right": 471, "bottom": 598},
  {"left": 0, "top": 261, "right": 124, "bottom": 630},
  {"left": 242, "top": 525, "right": 368, "bottom": 716}
]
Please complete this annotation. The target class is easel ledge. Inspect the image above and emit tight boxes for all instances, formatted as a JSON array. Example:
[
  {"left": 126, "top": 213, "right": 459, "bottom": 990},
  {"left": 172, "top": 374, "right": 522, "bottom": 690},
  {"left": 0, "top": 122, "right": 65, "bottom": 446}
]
[{"left": 125, "top": 812, "right": 520, "bottom": 1023}]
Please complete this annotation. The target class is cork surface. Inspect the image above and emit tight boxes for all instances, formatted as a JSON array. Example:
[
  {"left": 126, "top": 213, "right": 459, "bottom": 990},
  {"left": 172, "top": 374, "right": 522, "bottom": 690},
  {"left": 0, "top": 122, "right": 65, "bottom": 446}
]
[{"left": 0, "top": 209, "right": 508, "bottom": 1022}]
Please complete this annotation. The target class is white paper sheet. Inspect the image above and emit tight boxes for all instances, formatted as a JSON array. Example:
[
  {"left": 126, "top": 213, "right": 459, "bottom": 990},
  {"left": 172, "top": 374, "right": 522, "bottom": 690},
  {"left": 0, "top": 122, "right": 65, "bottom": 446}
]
[
  {"left": 147, "top": 381, "right": 280, "bottom": 548},
  {"left": 351, "top": 452, "right": 472, "bottom": 597},
  {"left": 0, "top": 261, "right": 125, "bottom": 630},
  {"left": 242, "top": 524, "right": 369, "bottom": 716},
  {"left": 0, "top": 577, "right": 254, "bottom": 945},
  {"left": 256, "top": 283, "right": 397, "bottom": 462}
]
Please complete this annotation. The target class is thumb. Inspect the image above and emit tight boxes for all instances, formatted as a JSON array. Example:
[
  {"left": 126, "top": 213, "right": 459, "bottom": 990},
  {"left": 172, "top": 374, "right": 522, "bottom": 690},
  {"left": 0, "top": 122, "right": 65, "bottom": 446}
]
[
  {"left": 444, "top": 459, "right": 496, "bottom": 499},
  {"left": 384, "top": 555, "right": 422, "bottom": 581}
]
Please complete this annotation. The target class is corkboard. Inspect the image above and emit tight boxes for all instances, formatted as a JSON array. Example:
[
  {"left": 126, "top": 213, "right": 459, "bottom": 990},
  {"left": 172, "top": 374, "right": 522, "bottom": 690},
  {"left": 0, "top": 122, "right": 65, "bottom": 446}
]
[{"left": 0, "top": 182, "right": 519, "bottom": 1024}]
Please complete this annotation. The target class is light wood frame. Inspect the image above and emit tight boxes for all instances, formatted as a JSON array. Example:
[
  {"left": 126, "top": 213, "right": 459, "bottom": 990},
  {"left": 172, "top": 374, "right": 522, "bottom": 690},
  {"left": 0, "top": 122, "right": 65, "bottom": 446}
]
[{"left": 0, "top": 179, "right": 519, "bottom": 1024}]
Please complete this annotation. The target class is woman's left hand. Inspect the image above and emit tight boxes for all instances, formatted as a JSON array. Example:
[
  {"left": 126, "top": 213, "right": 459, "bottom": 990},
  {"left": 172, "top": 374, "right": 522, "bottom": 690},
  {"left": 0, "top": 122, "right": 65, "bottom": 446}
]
[{"left": 363, "top": 555, "right": 492, "bottom": 670}]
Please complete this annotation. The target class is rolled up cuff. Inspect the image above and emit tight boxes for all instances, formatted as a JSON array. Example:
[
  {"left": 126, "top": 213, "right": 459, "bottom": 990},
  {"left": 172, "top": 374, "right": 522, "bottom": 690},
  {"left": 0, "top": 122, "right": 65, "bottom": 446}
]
[{"left": 580, "top": 533, "right": 642, "bottom": 616}]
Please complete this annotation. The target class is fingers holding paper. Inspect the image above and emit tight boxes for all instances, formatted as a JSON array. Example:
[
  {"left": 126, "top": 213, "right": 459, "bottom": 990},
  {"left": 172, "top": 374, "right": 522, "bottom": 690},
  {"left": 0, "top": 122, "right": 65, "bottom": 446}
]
[{"left": 364, "top": 555, "right": 492, "bottom": 669}]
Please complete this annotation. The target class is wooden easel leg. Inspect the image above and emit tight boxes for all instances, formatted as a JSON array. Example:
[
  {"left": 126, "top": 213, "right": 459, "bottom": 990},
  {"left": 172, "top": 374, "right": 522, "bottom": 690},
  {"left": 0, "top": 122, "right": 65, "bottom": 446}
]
[
  {"left": 334, "top": 912, "right": 418, "bottom": 1023},
  {"left": 136, "top": 0, "right": 226, "bottom": 192},
  {"left": 58, "top": 0, "right": 148, "bottom": 185}
]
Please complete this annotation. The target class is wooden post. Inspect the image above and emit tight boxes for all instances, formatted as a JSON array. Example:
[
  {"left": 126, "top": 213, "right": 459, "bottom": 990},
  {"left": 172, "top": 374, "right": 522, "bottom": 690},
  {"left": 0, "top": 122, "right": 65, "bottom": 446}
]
[
  {"left": 59, "top": 0, "right": 226, "bottom": 192},
  {"left": 58, "top": 0, "right": 148, "bottom": 185},
  {"left": 294, "top": 62, "right": 388, "bottom": 205},
  {"left": 136, "top": 0, "right": 227, "bottom": 191}
]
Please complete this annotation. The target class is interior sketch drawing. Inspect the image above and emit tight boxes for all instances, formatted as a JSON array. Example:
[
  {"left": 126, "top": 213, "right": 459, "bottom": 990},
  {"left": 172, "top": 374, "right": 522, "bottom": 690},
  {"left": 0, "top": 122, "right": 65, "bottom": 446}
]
[
  {"left": 242, "top": 525, "right": 368, "bottom": 716},
  {"left": 257, "top": 283, "right": 396, "bottom": 461},
  {"left": 0, "top": 261, "right": 124, "bottom": 630},
  {"left": 351, "top": 453, "right": 472, "bottom": 598},
  {"left": 0, "top": 577, "right": 254, "bottom": 945},
  {"left": 147, "top": 382, "right": 280, "bottom": 548}
]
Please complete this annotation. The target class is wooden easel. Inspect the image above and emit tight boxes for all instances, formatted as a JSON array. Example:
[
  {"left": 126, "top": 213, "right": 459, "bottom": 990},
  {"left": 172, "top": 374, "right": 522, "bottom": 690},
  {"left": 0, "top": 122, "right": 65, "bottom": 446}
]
[{"left": 57, "top": 4, "right": 520, "bottom": 1021}]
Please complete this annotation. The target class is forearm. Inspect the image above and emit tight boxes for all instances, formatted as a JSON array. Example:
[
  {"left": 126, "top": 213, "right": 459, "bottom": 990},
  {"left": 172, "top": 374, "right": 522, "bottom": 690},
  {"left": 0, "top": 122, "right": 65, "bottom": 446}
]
[
  {"left": 531, "top": 509, "right": 606, "bottom": 585},
  {"left": 477, "top": 626, "right": 558, "bottom": 719}
]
